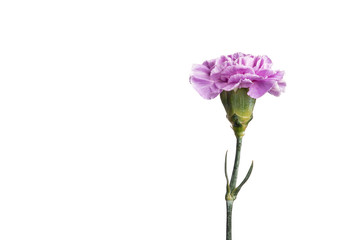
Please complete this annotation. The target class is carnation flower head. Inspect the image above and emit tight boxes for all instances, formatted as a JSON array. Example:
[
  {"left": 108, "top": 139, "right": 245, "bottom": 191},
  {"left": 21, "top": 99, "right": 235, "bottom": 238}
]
[{"left": 190, "top": 52, "right": 286, "bottom": 99}]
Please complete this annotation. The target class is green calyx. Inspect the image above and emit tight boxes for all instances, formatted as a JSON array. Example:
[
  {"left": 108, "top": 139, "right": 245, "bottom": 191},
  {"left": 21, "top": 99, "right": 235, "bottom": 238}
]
[{"left": 220, "top": 88, "right": 256, "bottom": 137}]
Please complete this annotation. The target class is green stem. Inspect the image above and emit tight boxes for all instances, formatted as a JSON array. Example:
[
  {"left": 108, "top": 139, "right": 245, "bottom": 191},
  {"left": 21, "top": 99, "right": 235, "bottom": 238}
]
[
  {"left": 226, "top": 200, "right": 233, "bottom": 240},
  {"left": 229, "top": 137, "right": 242, "bottom": 191},
  {"left": 226, "top": 137, "right": 243, "bottom": 240}
]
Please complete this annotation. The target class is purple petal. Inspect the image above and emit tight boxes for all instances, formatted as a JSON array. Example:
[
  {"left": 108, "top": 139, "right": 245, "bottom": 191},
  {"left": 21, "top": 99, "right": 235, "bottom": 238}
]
[
  {"left": 221, "top": 65, "right": 255, "bottom": 77},
  {"left": 228, "top": 74, "right": 244, "bottom": 83},
  {"left": 215, "top": 75, "right": 241, "bottom": 90},
  {"left": 268, "top": 82, "right": 281, "bottom": 96},
  {"left": 256, "top": 69, "right": 275, "bottom": 78},
  {"left": 214, "top": 80, "right": 230, "bottom": 89},
  {"left": 203, "top": 59, "right": 216, "bottom": 70},
  {"left": 267, "top": 75, "right": 286, "bottom": 94},
  {"left": 240, "top": 55, "right": 255, "bottom": 67},
  {"left": 260, "top": 55, "right": 273, "bottom": 69},
  {"left": 253, "top": 55, "right": 273, "bottom": 70},
  {"left": 192, "top": 64, "right": 211, "bottom": 77},
  {"left": 243, "top": 73, "right": 263, "bottom": 81},
  {"left": 268, "top": 70, "right": 285, "bottom": 80},
  {"left": 247, "top": 80, "right": 275, "bottom": 98},
  {"left": 210, "top": 56, "right": 231, "bottom": 80},
  {"left": 213, "top": 56, "right": 230, "bottom": 72},
  {"left": 239, "top": 79, "right": 253, "bottom": 88},
  {"left": 190, "top": 75, "right": 221, "bottom": 99},
  {"left": 278, "top": 80, "right": 286, "bottom": 91},
  {"left": 229, "top": 52, "right": 246, "bottom": 60},
  {"left": 268, "top": 71, "right": 286, "bottom": 95},
  {"left": 221, "top": 82, "right": 240, "bottom": 91}
]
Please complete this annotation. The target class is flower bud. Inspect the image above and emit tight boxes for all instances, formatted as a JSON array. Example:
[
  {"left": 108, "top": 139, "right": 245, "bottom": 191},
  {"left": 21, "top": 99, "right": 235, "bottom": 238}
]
[{"left": 220, "top": 88, "right": 256, "bottom": 138}]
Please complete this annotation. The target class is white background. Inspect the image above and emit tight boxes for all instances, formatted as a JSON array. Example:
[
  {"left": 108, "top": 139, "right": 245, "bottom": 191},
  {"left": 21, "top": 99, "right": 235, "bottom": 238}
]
[{"left": 1, "top": 0, "right": 360, "bottom": 239}]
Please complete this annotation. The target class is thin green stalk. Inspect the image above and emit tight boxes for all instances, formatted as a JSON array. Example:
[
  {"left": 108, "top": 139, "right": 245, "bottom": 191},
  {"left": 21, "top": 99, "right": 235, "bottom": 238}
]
[
  {"left": 226, "top": 200, "right": 233, "bottom": 240},
  {"left": 226, "top": 136, "right": 242, "bottom": 240},
  {"left": 229, "top": 137, "right": 242, "bottom": 191}
]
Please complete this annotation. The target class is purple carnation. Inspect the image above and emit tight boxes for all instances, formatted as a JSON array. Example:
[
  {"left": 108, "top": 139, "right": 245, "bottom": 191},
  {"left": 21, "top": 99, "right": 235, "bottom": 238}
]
[{"left": 190, "top": 52, "right": 286, "bottom": 99}]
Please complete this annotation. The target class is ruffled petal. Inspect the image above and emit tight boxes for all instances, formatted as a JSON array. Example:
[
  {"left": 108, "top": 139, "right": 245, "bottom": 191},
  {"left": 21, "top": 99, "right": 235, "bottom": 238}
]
[
  {"left": 248, "top": 80, "right": 275, "bottom": 98},
  {"left": 191, "top": 64, "right": 211, "bottom": 77},
  {"left": 268, "top": 70, "right": 285, "bottom": 81},
  {"left": 239, "top": 79, "right": 253, "bottom": 88},
  {"left": 214, "top": 80, "right": 230, "bottom": 89},
  {"left": 240, "top": 55, "right": 255, "bottom": 67},
  {"left": 243, "top": 73, "right": 263, "bottom": 81},
  {"left": 190, "top": 75, "right": 221, "bottom": 99},
  {"left": 260, "top": 55, "right": 273, "bottom": 69},
  {"left": 229, "top": 52, "right": 246, "bottom": 60},
  {"left": 228, "top": 74, "right": 244, "bottom": 83},
  {"left": 268, "top": 71, "right": 286, "bottom": 96},
  {"left": 212, "top": 56, "right": 230, "bottom": 73},
  {"left": 203, "top": 59, "right": 216, "bottom": 70},
  {"left": 253, "top": 55, "right": 272, "bottom": 70},
  {"left": 268, "top": 82, "right": 281, "bottom": 96},
  {"left": 221, "top": 82, "right": 240, "bottom": 91},
  {"left": 256, "top": 69, "right": 275, "bottom": 78},
  {"left": 267, "top": 72, "right": 286, "bottom": 96},
  {"left": 278, "top": 80, "right": 286, "bottom": 91},
  {"left": 222, "top": 65, "right": 255, "bottom": 77}
]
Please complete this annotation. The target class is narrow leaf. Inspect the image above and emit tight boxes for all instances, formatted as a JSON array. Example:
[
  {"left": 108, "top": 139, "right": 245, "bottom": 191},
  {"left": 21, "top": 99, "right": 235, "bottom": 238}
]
[
  {"left": 232, "top": 161, "right": 254, "bottom": 197},
  {"left": 224, "top": 150, "right": 230, "bottom": 192}
]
